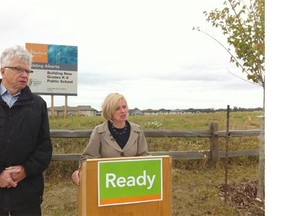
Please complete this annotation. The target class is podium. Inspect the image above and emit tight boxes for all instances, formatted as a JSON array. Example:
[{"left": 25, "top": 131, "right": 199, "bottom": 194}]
[{"left": 78, "top": 155, "right": 172, "bottom": 216}]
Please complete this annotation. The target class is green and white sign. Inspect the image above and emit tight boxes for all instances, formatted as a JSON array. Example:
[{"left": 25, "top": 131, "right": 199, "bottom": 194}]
[{"left": 98, "top": 158, "right": 163, "bottom": 207}]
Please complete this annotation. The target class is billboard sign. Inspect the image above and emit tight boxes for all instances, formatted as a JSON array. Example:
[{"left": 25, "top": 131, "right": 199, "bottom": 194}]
[{"left": 25, "top": 43, "right": 78, "bottom": 95}]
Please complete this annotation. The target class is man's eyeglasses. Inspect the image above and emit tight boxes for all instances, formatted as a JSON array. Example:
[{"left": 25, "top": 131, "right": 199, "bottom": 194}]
[{"left": 4, "top": 66, "right": 33, "bottom": 74}]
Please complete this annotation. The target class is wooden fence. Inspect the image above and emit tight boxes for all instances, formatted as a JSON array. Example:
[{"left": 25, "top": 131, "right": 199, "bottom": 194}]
[{"left": 51, "top": 122, "right": 260, "bottom": 165}]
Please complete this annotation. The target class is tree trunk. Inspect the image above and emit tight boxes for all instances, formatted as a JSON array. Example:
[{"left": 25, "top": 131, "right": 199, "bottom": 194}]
[{"left": 257, "top": 88, "right": 265, "bottom": 202}]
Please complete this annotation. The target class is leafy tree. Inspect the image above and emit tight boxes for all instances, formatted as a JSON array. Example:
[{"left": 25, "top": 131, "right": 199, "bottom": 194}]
[{"left": 193, "top": 0, "right": 265, "bottom": 202}]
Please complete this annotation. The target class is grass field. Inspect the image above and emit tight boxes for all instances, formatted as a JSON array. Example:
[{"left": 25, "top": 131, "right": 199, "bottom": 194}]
[{"left": 42, "top": 111, "right": 264, "bottom": 216}]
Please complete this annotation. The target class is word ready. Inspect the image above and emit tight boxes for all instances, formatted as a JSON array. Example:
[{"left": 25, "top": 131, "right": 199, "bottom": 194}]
[
  {"left": 106, "top": 170, "right": 156, "bottom": 190},
  {"left": 98, "top": 158, "right": 163, "bottom": 206}
]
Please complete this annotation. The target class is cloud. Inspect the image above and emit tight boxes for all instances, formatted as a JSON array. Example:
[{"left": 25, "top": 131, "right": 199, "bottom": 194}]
[{"left": 1, "top": 0, "right": 263, "bottom": 110}]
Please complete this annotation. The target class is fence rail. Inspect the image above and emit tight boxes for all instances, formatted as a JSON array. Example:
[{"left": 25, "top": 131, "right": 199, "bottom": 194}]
[{"left": 51, "top": 123, "right": 261, "bottom": 165}]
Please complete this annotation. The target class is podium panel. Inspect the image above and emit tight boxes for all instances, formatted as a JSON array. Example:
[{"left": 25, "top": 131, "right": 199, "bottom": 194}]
[{"left": 78, "top": 155, "right": 172, "bottom": 216}]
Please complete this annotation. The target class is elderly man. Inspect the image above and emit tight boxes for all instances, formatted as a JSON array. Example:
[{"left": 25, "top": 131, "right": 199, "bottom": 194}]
[{"left": 0, "top": 45, "right": 52, "bottom": 216}]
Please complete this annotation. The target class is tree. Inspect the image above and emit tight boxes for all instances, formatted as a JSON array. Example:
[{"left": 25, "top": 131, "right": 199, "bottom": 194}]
[{"left": 193, "top": 0, "right": 265, "bottom": 202}]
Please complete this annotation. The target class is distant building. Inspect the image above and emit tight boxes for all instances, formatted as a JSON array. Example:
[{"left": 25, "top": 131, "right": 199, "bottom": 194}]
[
  {"left": 48, "top": 105, "right": 99, "bottom": 117},
  {"left": 129, "top": 108, "right": 143, "bottom": 116},
  {"left": 47, "top": 106, "right": 263, "bottom": 117}
]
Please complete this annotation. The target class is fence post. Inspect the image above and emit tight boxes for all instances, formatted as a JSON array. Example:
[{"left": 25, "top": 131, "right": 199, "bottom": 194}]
[{"left": 210, "top": 122, "right": 219, "bottom": 167}]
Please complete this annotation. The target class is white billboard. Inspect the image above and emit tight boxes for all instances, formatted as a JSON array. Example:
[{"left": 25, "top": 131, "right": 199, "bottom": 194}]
[{"left": 26, "top": 43, "right": 78, "bottom": 95}]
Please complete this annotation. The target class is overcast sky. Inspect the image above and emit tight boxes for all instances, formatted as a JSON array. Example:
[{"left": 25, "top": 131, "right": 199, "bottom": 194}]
[{"left": 0, "top": 0, "right": 263, "bottom": 110}]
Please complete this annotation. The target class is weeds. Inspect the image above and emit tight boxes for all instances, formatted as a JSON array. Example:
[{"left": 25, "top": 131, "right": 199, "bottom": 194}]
[{"left": 43, "top": 112, "right": 263, "bottom": 215}]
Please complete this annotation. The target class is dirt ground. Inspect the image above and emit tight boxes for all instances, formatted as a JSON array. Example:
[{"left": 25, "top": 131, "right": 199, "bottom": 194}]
[{"left": 218, "top": 180, "right": 265, "bottom": 216}]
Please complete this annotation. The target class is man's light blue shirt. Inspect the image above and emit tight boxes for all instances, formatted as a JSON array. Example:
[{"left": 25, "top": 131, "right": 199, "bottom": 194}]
[{"left": 0, "top": 83, "right": 20, "bottom": 108}]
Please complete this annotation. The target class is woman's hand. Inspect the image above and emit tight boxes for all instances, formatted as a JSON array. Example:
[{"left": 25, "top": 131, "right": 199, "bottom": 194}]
[{"left": 71, "top": 170, "right": 80, "bottom": 185}]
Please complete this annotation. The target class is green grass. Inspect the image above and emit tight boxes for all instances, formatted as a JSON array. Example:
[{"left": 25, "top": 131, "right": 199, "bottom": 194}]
[
  {"left": 171, "top": 163, "right": 253, "bottom": 216},
  {"left": 43, "top": 111, "right": 264, "bottom": 216},
  {"left": 49, "top": 111, "right": 262, "bottom": 130}
]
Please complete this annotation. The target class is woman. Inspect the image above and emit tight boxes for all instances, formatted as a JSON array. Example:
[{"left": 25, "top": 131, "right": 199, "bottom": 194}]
[{"left": 71, "top": 93, "right": 149, "bottom": 184}]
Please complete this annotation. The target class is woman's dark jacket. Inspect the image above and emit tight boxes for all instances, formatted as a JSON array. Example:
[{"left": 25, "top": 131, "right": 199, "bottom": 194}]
[{"left": 0, "top": 80, "right": 52, "bottom": 211}]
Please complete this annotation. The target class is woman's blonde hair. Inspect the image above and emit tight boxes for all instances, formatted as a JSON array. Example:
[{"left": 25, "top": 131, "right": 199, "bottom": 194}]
[{"left": 101, "top": 93, "right": 128, "bottom": 120}]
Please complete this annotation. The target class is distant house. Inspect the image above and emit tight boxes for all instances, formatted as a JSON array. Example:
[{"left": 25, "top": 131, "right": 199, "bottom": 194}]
[
  {"left": 48, "top": 105, "right": 99, "bottom": 117},
  {"left": 157, "top": 109, "right": 171, "bottom": 115},
  {"left": 142, "top": 109, "right": 158, "bottom": 115},
  {"left": 129, "top": 108, "right": 144, "bottom": 116}
]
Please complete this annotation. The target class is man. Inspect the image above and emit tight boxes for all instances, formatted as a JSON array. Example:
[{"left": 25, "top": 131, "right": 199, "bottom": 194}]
[{"left": 0, "top": 46, "right": 52, "bottom": 215}]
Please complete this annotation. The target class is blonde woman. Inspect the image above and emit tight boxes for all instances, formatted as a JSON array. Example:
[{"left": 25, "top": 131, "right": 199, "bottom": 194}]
[{"left": 71, "top": 93, "right": 149, "bottom": 184}]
